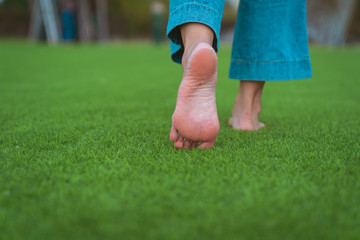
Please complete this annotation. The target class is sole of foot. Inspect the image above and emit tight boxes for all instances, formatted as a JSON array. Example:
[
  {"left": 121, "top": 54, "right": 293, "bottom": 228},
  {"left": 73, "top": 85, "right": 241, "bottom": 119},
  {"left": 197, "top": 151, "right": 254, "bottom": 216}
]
[{"left": 170, "top": 42, "right": 220, "bottom": 149}]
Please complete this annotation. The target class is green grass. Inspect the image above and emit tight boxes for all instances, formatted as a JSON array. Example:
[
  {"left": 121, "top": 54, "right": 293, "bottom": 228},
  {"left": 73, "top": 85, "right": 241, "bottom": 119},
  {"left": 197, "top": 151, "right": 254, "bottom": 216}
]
[{"left": 0, "top": 41, "right": 359, "bottom": 240}]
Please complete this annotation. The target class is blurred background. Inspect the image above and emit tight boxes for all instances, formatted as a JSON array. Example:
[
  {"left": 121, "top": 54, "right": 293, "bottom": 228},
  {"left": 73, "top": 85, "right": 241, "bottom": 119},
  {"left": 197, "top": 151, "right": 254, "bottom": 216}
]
[{"left": 0, "top": 0, "right": 359, "bottom": 45}]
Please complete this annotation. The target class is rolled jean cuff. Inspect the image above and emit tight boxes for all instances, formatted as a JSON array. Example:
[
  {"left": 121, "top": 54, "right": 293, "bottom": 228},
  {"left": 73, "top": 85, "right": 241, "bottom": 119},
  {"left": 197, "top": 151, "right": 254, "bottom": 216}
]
[
  {"left": 229, "top": 58, "right": 313, "bottom": 81},
  {"left": 166, "top": 3, "right": 222, "bottom": 64}
]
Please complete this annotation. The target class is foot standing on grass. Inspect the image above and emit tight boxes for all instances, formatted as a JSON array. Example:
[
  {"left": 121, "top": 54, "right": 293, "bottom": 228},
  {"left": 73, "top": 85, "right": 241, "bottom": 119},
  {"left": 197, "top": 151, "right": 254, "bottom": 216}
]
[{"left": 168, "top": 0, "right": 312, "bottom": 149}]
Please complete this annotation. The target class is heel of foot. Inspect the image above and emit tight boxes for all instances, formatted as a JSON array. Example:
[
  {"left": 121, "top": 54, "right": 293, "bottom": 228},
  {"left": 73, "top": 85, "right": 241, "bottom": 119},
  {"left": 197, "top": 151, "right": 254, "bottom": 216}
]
[
  {"left": 230, "top": 118, "right": 265, "bottom": 131},
  {"left": 186, "top": 43, "right": 217, "bottom": 78}
]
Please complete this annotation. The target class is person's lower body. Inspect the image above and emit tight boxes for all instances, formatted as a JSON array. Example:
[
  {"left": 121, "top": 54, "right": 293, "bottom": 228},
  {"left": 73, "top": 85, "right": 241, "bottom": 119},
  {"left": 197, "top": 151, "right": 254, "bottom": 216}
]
[{"left": 167, "top": 0, "right": 312, "bottom": 149}]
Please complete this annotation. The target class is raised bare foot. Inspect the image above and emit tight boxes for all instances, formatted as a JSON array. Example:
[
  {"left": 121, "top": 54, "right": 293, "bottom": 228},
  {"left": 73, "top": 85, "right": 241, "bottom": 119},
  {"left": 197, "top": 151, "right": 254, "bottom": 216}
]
[
  {"left": 228, "top": 81, "right": 265, "bottom": 131},
  {"left": 170, "top": 42, "right": 220, "bottom": 149}
]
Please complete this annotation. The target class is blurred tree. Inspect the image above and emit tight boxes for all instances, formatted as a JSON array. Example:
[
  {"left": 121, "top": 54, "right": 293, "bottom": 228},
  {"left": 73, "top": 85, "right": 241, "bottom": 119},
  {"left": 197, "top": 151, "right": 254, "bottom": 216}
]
[
  {"left": 4, "top": 0, "right": 358, "bottom": 44},
  {"left": 96, "top": 0, "right": 109, "bottom": 41},
  {"left": 108, "top": 0, "right": 169, "bottom": 38},
  {"left": 28, "top": 0, "right": 61, "bottom": 43},
  {"left": 307, "top": 0, "right": 359, "bottom": 44},
  {"left": 77, "top": 0, "right": 93, "bottom": 41}
]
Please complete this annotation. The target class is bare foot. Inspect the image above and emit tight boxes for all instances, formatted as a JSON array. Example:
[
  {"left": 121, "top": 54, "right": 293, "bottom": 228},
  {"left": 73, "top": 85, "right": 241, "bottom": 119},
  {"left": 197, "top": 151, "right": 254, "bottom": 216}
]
[
  {"left": 170, "top": 42, "right": 220, "bottom": 149},
  {"left": 228, "top": 112, "right": 265, "bottom": 131},
  {"left": 228, "top": 81, "right": 265, "bottom": 131}
]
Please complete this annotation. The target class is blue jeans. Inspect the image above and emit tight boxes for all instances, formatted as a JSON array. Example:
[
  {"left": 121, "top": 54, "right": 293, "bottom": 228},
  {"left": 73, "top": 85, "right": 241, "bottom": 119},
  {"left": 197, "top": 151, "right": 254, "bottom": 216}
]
[{"left": 167, "top": 0, "right": 312, "bottom": 81}]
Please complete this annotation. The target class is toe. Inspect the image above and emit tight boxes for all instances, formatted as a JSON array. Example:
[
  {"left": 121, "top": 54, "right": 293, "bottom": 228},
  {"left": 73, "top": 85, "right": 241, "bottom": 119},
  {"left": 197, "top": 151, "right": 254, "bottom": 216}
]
[
  {"left": 170, "top": 126, "right": 179, "bottom": 142},
  {"left": 184, "top": 140, "right": 191, "bottom": 149},
  {"left": 190, "top": 141, "right": 198, "bottom": 149},
  {"left": 257, "top": 121, "right": 265, "bottom": 130},
  {"left": 174, "top": 135, "right": 184, "bottom": 149},
  {"left": 197, "top": 141, "right": 215, "bottom": 149}
]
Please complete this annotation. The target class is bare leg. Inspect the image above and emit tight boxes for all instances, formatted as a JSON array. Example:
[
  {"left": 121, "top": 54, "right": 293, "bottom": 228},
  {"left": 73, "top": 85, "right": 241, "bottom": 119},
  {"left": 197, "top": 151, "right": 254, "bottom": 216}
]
[
  {"left": 170, "top": 23, "right": 220, "bottom": 149},
  {"left": 228, "top": 80, "right": 265, "bottom": 131}
]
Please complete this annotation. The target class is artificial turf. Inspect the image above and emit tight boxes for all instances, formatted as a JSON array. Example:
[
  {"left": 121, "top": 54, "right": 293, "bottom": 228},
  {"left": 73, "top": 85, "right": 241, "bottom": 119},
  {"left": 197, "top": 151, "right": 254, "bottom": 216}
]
[{"left": 0, "top": 41, "right": 359, "bottom": 240}]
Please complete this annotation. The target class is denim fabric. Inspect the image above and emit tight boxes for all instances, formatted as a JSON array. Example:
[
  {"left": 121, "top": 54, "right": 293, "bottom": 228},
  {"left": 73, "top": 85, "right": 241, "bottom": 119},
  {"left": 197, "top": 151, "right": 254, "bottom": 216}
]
[
  {"left": 167, "top": 0, "right": 312, "bottom": 81},
  {"left": 166, "top": 0, "right": 225, "bottom": 64}
]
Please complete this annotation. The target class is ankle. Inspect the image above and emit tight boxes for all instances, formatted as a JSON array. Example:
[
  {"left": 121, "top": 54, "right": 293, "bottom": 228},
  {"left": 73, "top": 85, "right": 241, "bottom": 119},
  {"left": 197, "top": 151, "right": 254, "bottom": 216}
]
[
  {"left": 181, "top": 23, "right": 213, "bottom": 48},
  {"left": 239, "top": 109, "right": 258, "bottom": 121},
  {"left": 254, "top": 104, "right": 262, "bottom": 117}
]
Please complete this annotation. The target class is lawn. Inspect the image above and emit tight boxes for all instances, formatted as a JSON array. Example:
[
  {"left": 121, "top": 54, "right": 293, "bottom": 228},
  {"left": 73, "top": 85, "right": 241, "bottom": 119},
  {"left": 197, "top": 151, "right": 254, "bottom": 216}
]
[{"left": 0, "top": 41, "right": 359, "bottom": 240}]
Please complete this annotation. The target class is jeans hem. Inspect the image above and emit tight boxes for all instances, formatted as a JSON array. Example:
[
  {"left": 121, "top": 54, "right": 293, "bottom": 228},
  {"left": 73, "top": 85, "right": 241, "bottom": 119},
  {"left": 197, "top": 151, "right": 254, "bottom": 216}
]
[
  {"left": 166, "top": 4, "right": 222, "bottom": 64},
  {"left": 229, "top": 59, "right": 313, "bottom": 81}
]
